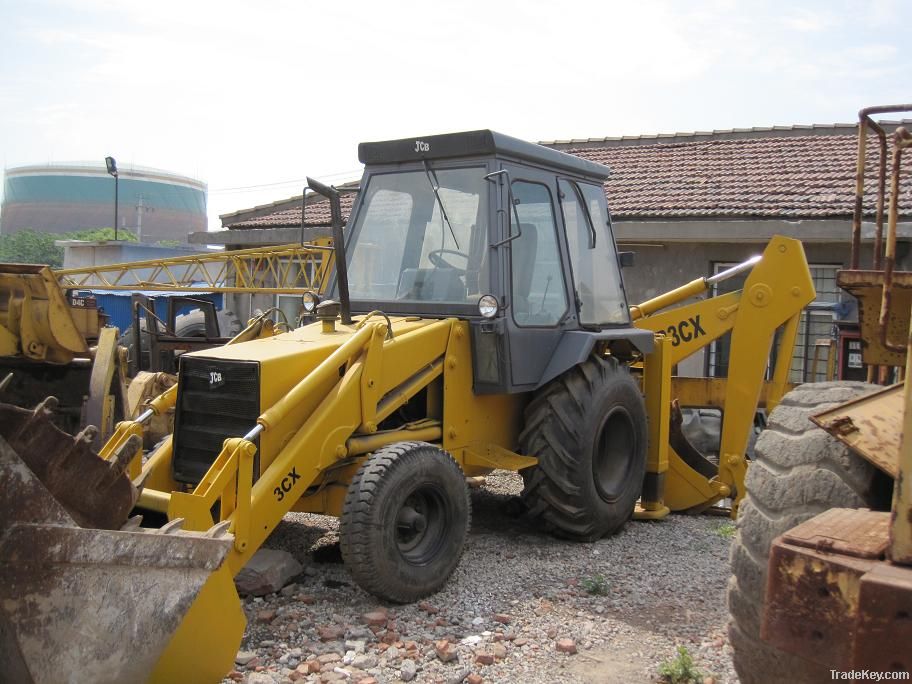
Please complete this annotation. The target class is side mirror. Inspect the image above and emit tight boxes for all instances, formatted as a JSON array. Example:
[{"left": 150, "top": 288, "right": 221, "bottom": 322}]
[{"left": 618, "top": 251, "right": 635, "bottom": 268}]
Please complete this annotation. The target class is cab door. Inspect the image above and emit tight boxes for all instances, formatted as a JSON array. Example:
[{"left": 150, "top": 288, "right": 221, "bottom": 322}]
[{"left": 500, "top": 164, "right": 576, "bottom": 390}]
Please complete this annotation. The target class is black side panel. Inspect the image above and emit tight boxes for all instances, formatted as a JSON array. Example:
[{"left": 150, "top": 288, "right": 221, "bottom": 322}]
[
  {"left": 469, "top": 319, "right": 511, "bottom": 394},
  {"left": 172, "top": 357, "right": 260, "bottom": 485},
  {"left": 536, "top": 328, "right": 655, "bottom": 389}
]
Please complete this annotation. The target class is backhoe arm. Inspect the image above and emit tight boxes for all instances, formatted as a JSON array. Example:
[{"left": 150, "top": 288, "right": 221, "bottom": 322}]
[{"left": 633, "top": 236, "right": 815, "bottom": 514}]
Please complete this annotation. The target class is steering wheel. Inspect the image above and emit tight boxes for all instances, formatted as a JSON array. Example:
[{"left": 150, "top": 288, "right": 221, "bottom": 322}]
[{"left": 427, "top": 248, "right": 470, "bottom": 273}]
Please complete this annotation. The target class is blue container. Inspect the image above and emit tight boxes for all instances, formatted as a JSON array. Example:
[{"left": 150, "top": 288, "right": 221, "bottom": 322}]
[{"left": 79, "top": 290, "right": 223, "bottom": 334}]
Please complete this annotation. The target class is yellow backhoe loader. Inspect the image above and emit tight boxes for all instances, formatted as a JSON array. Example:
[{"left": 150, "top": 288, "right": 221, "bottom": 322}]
[{"left": 1, "top": 130, "right": 816, "bottom": 683}]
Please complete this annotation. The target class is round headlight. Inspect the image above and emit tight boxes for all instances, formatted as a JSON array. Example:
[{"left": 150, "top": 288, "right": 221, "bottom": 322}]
[
  {"left": 302, "top": 291, "right": 320, "bottom": 313},
  {"left": 478, "top": 294, "right": 498, "bottom": 319}
]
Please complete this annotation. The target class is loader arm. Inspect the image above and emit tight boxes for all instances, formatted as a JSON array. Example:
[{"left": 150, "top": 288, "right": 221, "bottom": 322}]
[
  {"left": 129, "top": 315, "right": 525, "bottom": 575},
  {"left": 633, "top": 236, "right": 815, "bottom": 514}
]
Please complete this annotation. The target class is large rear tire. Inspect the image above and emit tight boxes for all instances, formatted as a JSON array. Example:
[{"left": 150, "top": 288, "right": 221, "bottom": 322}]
[
  {"left": 519, "top": 355, "right": 647, "bottom": 541},
  {"left": 727, "top": 381, "right": 890, "bottom": 684},
  {"left": 339, "top": 441, "right": 471, "bottom": 603}
]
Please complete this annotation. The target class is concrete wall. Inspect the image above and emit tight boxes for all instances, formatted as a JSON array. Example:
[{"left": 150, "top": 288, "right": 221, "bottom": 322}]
[
  {"left": 613, "top": 218, "right": 907, "bottom": 377},
  {"left": 60, "top": 241, "right": 207, "bottom": 271}
]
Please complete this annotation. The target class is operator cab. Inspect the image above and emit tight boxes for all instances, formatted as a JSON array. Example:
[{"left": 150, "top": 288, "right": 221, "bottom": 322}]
[{"left": 335, "top": 130, "right": 652, "bottom": 393}]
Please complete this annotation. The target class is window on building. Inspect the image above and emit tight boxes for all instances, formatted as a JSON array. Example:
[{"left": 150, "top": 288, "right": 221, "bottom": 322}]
[{"left": 707, "top": 263, "right": 840, "bottom": 382}]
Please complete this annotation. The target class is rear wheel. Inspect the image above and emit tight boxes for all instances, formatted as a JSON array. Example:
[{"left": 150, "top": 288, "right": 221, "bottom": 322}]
[
  {"left": 339, "top": 441, "right": 471, "bottom": 603},
  {"left": 728, "top": 381, "right": 890, "bottom": 684},
  {"left": 519, "top": 355, "right": 647, "bottom": 541}
]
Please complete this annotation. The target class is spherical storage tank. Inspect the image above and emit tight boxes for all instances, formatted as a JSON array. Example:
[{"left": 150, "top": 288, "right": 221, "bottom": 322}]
[{"left": 1, "top": 162, "right": 207, "bottom": 243}]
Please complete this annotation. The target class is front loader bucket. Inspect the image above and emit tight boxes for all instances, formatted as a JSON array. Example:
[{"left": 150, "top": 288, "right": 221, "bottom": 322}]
[{"left": 0, "top": 401, "right": 245, "bottom": 684}]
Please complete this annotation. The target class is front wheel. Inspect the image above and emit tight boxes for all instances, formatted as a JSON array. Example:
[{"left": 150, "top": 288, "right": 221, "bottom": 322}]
[
  {"left": 339, "top": 442, "right": 471, "bottom": 603},
  {"left": 520, "top": 355, "right": 647, "bottom": 541}
]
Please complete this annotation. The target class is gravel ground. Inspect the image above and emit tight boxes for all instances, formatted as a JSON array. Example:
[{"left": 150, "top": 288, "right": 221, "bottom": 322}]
[{"left": 225, "top": 471, "right": 737, "bottom": 684}]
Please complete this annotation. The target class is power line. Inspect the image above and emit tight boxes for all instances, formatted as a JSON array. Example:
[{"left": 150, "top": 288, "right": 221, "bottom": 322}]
[{"left": 209, "top": 168, "right": 362, "bottom": 194}]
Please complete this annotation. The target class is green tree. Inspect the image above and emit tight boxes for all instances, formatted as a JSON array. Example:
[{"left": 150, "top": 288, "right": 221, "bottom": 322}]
[{"left": 0, "top": 227, "right": 137, "bottom": 267}]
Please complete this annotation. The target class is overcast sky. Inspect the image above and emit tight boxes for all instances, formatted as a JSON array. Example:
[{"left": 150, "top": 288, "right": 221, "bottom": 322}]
[{"left": 1, "top": 0, "right": 909, "bottom": 230}]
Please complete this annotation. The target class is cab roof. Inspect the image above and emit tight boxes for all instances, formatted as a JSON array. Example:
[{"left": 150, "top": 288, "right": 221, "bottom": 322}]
[{"left": 358, "top": 129, "right": 612, "bottom": 182}]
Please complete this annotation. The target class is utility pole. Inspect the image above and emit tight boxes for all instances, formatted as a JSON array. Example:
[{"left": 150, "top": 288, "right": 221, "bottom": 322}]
[{"left": 105, "top": 156, "right": 119, "bottom": 240}]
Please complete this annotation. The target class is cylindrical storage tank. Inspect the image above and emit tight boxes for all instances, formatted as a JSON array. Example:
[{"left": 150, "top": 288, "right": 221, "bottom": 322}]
[{"left": 1, "top": 162, "right": 207, "bottom": 243}]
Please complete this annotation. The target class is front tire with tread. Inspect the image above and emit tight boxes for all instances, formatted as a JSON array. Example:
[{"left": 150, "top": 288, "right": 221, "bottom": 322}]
[
  {"left": 340, "top": 441, "right": 471, "bottom": 603},
  {"left": 519, "top": 355, "right": 647, "bottom": 541}
]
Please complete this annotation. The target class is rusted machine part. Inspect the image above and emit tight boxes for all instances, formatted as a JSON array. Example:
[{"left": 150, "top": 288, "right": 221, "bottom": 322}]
[
  {"left": 0, "top": 434, "right": 239, "bottom": 684},
  {"left": 762, "top": 508, "right": 912, "bottom": 673},
  {"left": 0, "top": 399, "right": 138, "bottom": 529},
  {"left": 877, "top": 127, "right": 912, "bottom": 355},
  {"left": 669, "top": 398, "right": 719, "bottom": 481},
  {"left": 811, "top": 382, "right": 902, "bottom": 478},
  {"left": 837, "top": 270, "right": 912, "bottom": 368},
  {"left": 851, "top": 104, "right": 912, "bottom": 270}
]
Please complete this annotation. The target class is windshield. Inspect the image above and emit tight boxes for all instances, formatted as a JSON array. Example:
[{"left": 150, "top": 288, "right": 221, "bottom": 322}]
[{"left": 346, "top": 167, "right": 489, "bottom": 305}]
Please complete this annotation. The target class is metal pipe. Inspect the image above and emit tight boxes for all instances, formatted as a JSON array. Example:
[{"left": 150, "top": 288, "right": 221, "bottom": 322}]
[
  {"left": 877, "top": 127, "right": 912, "bottom": 354},
  {"left": 243, "top": 424, "right": 264, "bottom": 442},
  {"left": 307, "top": 176, "right": 352, "bottom": 325},
  {"left": 705, "top": 255, "right": 762, "bottom": 285},
  {"left": 136, "top": 408, "right": 154, "bottom": 424},
  {"left": 137, "top": 488, "right": 171, "bottom": 513},
  {"left": 630, "top": 254, "right": 761, "bottom": 320},
  {"left": 346, "top": 424, "right": 442, "bottom": 456},
  {"left": 853, "top": 105, "right": 912, "bottom": 269}
]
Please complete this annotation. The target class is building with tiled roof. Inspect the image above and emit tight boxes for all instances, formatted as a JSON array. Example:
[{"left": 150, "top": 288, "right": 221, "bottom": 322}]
[{"left": 192, "top": 121, "right": 911, "bottom": 381}]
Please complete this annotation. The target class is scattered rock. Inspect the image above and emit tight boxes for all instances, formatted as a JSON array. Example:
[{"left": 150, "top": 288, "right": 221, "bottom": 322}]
[
  {"left": 435, "top": 640, "right": 458, "bottom": 662},
  {"left": 245, "top": 673, "right": 275, "bottom": 684},
  {"left": 474, "top": 651, "right": 494, "bottom": 665},
  {"left": 362, "top": 611, "right": 388, "bottom": 627},
  {"left": 556, "top": 638, "right": 577, "bottom": 654},
  {"left": 492, "top": 614, "right": 511, "bottom": 625},
  {"left": 467, "top": 675, "right": 483, "bottom": 684},
  {"left": 318, "top": 625, "right": 345, "bottom": 641},
  {"left": 400, "top": 658, "right": 418, "bottom": 681},
  {"left": 492, "top": 643, "right": 507, "bottom": 660},
  {"left": 352, "top": 654, "right": 377, "bottom": 669},
  {"left": 235, "top": 651, "right": 258, "bottom": 666},
  {"left": 235, "top": 548, "right": 303, "bottom": 597},
  {"left": 418, "top": 601, "right": 439, "bottom": 615},
  {"left": 256, "top": 609, "right": 277, "bottom": 623}
]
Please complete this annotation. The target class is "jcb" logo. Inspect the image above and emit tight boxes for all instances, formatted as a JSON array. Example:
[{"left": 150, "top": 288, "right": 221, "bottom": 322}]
[
  {"left": 665, "top": 315, "right": 706, "bottom": 347},
  {"left": 273, "top": 467, "right": 301, "bottom": 502},
  {"left": 414, "top": 140, "right": 429, "bottom": 153}
]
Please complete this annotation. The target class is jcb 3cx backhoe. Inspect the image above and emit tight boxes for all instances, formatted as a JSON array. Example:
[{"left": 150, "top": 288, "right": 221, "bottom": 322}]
[{"left": 1, "top": 131, "right": 815, "bottom": 683}]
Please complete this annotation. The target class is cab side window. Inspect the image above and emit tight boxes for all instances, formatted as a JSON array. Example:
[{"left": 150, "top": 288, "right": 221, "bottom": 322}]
[
  {"left": 510, "top": 181, "right": 568, "bottom": 326},
  {"left": 559, "top": 179, "right": 629, "bottom": 325}
]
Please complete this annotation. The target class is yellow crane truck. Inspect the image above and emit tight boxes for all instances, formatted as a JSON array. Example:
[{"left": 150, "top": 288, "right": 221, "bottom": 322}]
[{"left": 1, "top": 130, "right": 816, "bottom": 683}]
